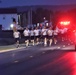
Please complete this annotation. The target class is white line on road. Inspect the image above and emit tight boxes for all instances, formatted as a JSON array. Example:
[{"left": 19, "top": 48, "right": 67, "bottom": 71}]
[{"left": 0, "top": 47, "right": 26, "bottom": 53}]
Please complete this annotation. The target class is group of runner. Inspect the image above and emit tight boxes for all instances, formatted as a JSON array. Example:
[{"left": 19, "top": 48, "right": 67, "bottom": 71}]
[{"left": 13, "top": 26, "right": 68, "bottom": 48}]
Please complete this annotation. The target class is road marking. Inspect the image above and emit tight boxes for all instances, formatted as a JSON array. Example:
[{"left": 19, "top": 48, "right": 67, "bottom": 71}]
[
  {"left": 0, "top": 45, "right": 32, "bottom": 53},
  {"left": 0, "top": 47, "right": 26, "bottom": 53}
]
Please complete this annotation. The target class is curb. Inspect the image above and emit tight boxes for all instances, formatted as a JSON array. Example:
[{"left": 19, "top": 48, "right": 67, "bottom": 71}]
[{"left": 0, "top": 47, "right": 26, "bottom": 53}]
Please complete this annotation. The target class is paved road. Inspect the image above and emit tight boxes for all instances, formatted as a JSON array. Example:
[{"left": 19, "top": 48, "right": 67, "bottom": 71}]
[{"left": 0, "top": 43, "right": 76, "bottom": 75}]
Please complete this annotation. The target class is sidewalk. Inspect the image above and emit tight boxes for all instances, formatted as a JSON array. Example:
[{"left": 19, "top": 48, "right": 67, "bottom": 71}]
[
  {"left": 0, "top": 43, "right": 39, "bottom": 53},
  {"left": 0, "top": 44, "right": 26, "bottom": 53}
]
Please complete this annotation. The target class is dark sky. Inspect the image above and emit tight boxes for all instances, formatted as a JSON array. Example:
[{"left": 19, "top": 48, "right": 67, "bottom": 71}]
[{"left": 0, "top": 0, "right": 76, "bottom": 8}]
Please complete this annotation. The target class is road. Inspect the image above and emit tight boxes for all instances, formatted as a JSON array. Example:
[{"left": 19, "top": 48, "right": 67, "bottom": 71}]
[{"left": 0, "top": 43, "right": 76, "bottom": 75}]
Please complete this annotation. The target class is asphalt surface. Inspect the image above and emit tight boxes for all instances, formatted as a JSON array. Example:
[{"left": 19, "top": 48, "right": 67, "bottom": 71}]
[{"left": 0, "top": 42, "right": 76, "bottom": 75}]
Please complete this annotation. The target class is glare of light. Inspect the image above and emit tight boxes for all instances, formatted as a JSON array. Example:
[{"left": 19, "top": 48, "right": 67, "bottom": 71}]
[
  {"left": 37, "top": 23, "right": 39, "bottom": 27},
  {"left": 60, "top": 21, "right": 70, "bottom": 26},
  {"left": 63, "top": 45, "right": 65, "bottom": 47},
  {"left": 10, "top": 24, "right": 14, "bottom": 28},
  {"left": 73, "top": 30, "right": 76, "bottom": 32},
  {"left": 60, "top": 22, "right": 63, "bottom": 25},
  {"left": 68, "top": 43, "right": 70, "bottom": 45},
  {"left": 40, "top": 24, "right": 42, "bottom": 27},
  {"left": 64, "top": 21, "right": 70, "bottom": 25},
  {"left": 46, "top": 23, "right": 49, "bottom": 26},
  {"left": 67, "top": 21, "right": 70, "bottom": 24},
  {"left": 43, "top": 17, "right": 46, "bottom": 20},
  {"left": 18, "top": 15, "right": 20, "bottom": 20},
  {"left": 64, "top": 22, "right": 68, "bottom": 25},
  {"left": 17, "top": 22, "right": 18, "bottom": 25},
  {"left": 57, "top": 47, "right": 60, "bottom": 49}
]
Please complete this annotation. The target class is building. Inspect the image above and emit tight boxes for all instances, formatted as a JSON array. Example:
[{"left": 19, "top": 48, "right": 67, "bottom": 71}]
[{"left": 0, "top": 0, "right": 76, "bottom": 29}]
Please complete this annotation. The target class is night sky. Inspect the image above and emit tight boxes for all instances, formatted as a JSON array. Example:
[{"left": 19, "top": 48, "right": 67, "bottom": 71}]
[{"left": 0, "top": 0, "right": 76, "bottom": 8}]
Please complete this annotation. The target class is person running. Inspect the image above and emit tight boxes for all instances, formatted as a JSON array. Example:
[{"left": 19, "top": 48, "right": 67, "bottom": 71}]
[
  {"left": 60, "top": 28, "right": 65, "bottom": 41},
  {"left": 34, "top": 27, "right": 40, "bottom": 45},
  {"left": 30, "top": 28, "right": 35, "bottom": 46},
  {"left": 41, "top": 26, "right": 48, "bottom": 46},
  {"left": 53, "top": 27, "right": 59, "bottom": 44},
  {"left": 47, "top": 27, "right": 53, "bottom": 46},
  {"left": 63, "top": 28, "right": 68, "bottom": 41},
  {"left": 38, "top": 27, "right": 42, "bottom": 44},
  {"left": 13, "top": 30, "right": 21, "bottom": 48},
  {"left": 23, "top": 27, "right": 30, "bottom": 47}
]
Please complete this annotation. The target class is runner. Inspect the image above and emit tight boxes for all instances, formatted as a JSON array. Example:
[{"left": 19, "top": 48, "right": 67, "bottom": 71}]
[
  {"left": 47, "top": 27, "right": 53, "bottom": 46},
  {"left": 60, "top": 28, "right": 65, "bottom": 41},
  {"left": 41, "top": 26, "right": 48, "bottom": 46},
  {"left": 30, "top": 28, "right": 35, "bottom": 46},
  {"left": 23, "top": 27, "right": 30, "bottom": 47},
  {"left": 34, "top": 27, "right": 40, "bottom": 45},
  {"left": 13, "top": 30, "right": 21, "bottom": 48},
  {"left": 53, "top": 27, "right": 59, "bottom": 44}
]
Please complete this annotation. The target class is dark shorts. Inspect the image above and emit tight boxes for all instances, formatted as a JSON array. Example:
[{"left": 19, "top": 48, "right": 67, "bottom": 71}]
[
  {"left": 42, "top": 35, "right": 47, "bottom": 39},
  {"left": 30, "top": 36, "right": 34, "bottom": 40},
  {"left": 38, "top": 35, "right": 41, "bottom": 38},
  {"left": 34, "top": 36, "right": 39, "bottom": 41},
  {"left": 15, "top": 38, "right": 20, "bottom": 42},
  {"left": 48, "top": 36, "right": 53, "bottom": 40},
  {"left": 35, "top": 36, "right": 39, "bottom": 39},
  {"left": 53, "top": 35, "right": 58, "bottom": 38},
  {"left": 24, "top": 36, "right": 30, "bottom": 40}
]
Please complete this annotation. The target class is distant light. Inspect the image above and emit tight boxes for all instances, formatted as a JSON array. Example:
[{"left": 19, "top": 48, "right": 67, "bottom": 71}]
[
  {"left": 73, "top": 30, "right": 76, "bottom": 32},
  {"left": 46, "top": 23, "right": 49, "bottom": 26},
  {"left": 60, "top": 22, "right": 63, "bottom": 25},
  {"left": 58, "top": 47, "right": 60, "bottom": 49},
  {"left": 17, "top": 22, "right": 18, "bottom": 25},
  {"left": 60, "top": 21, "right": 70, "bottom": 26},
  {"left": 43, "top": 17, "right": 46, "bottom": 20},
  {"left": 40, "top": 24, "right": 42, "bottom": 27},
  {"left": 10, "top": 24, "right": 14, "bottom": 28},
  {"left": 37, "top": 23, "right": 39, "bottom": 27},
  {"left": 63, "top": 45, "right": 65, "bottom": 47}
]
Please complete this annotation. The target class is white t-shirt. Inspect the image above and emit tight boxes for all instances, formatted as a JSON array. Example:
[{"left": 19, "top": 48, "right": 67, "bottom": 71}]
[
  {"left": 48, "top": 30, "right": 53, "bottom": 36},
  {"left": 23, "top": 30, "right": 30, "bottom": 36},
  {"left": 53, "top": 29, "right": 58, "bottom": 35},
  {"left": 30, "top": 30, "right": 34, "bottom": 36},
  {"left": 13, "top": 31, "right": 20, "bottom": 38},
  {"left": 42, "top": 29, "right": 47, "bottom": 35},
  {"left": 34, "top": 29, "right": 39, "bottom": 36}
]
